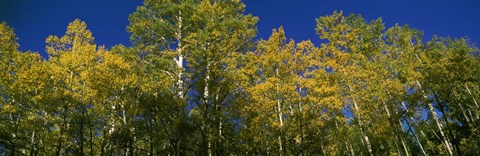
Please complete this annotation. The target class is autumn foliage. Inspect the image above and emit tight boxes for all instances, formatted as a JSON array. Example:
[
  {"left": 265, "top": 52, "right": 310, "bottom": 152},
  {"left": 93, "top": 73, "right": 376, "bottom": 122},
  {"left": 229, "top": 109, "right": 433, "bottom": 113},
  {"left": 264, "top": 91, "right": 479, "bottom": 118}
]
[{"left": 1, "top": 1, "right": 479, "bottom": 155}]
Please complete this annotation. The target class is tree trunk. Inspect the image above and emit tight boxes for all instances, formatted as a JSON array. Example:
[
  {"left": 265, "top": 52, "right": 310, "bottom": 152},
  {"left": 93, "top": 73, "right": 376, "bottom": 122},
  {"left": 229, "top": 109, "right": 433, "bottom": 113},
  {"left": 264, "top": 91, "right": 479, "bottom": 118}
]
[
  {"left": 400, "top": 101, "right": 427, "bottom": 155},
  {"left": 465, "top": 83, "right": 479, "bottom": 109},
  {"left": 148, "top": 117, "right": 154, "bottom": 156},
  {"left": 351, "top": 95, "right": 373, "bottom": 156},
  {"left": 348, "top": 141, "right": 355, "bottom": 156},
  {"left": 298, "top": 87, "right": 305, "bottom": 155},
  {"left": 175, "top": 11, "right": 184, "bottom": 100},
  {"left": 458, "top": 103, "right": 472, "bottom": 127},
  {"left": 397, "top": 121, "right": 409, "bottom": 156},
  {"left": 466, "top": 84, "right": 480, "bottom": 120},
  {"left": 204, "top": 60, "right": 212, "bottom": 156},
  {"left": 80, "top": 111, "right": 85, "bottom": 156},
  {"left": 275, "top": 68, "right": 284, "bottom": 155},
  {"left": 434, "top": 93, "right": 461, "bottom": 155},
  {"left": 404, "top": 118, "right": 427, "bottom": 156},
  {"left": 56, "top": 105, "right": 68, "bottom": 156},
  {"left": 416, "top": 80, "right": 453, "bottom": 155},
  {"left": 428, "top": 98, "right": 454, "bottom": 155},
  {"left": 89, "top": 123, "right": 94, "bottom": 156},
  {"left": 383, "top": 100, "right": 409, "bottom": 156},
  {"left": 215, "top": 92, "right": 223, "bottom": 156},
  {"left": 30, "top": 131, "right": 36, "bottom": 156}
]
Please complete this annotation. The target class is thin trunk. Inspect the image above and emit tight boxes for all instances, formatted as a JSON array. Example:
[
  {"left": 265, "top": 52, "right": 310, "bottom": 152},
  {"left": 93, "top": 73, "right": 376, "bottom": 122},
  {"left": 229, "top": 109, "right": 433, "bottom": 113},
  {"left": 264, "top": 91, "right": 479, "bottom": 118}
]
[
  {"left": 384, "top": 87, "right": 413, "bottom": 156},
  {"left": 148, "top": 118, "right": 154, "bottom": 156},
  {"left": 215, "top": 92, "right": 223, "bottom": 155},
  {"left": 348, "top": 141, "right": 355, "bottom": 156},
  {"left": 132, "top": 127, "right": 136, "bottom": 156},
  {"left": 398, "top": 121, "right": 409, "bottom": 156},
  {"left": 466, "top": 84, "right": 480, "bottom": 120},
  {"left": 31, "top": 90, "right": 38, "bottom": 155},
  {"left": 383, "top": 100, "right": 409, "bottom": 156},
  {"left": 55, "top": 121, "right": 64, "bottom": 155},
  {"left": 266, "top": 140, "right": 270, "bottom": 155},
  {"left": 351, "top": 95, "right": 373, "bottom": 156},
  {"left": 56, "top": 105, "right": 68, "bottom": 156},
  {"left": 80, "top": 112, "right": 84, "bottom": 156},
  {"left": 394, "top": 136, "right": 402, "bottom": 155},
  {"left": 207, "top": 138, "right": 211, "bottom": 156},
  {"left": 416, "top": 80, "right": 453, "bottom": 155},
  {"left": 120, "top": 87, "right": 132, "bottom": 156},
  {"left": 275, "top": 68, "right": 284, "bottom": 155},
  {"left": 427, "top": 99, "right": 453, "bottom": 155},
  {"left": 320, "top": 142, "right": 326, "bottom": 156},
  {"left": 107, "top": 101, "right": 116, "bottom": 156},
  {"left": 89, "top": 123, "right": 94, "bottom": 156},
  {"left": 465, "top": 83, "right": 479, "bottom": 109},
  {"left": 335, "top": 120, "right": 347, "bottom": 156},
  {"left": 10, "top": 112, "right": 17, "bottom": 156},
  {"left": 204, "top": 61, "right": 212, "bottom": 156},
  {"left": 41, "top": 111, "right": 48, "bottom": 156},
  {"left": 415, "top": 52, "right": 454, "bottom": 154},
  {"left": 382, "top": 101, "right": 399, "bottom": 154},
  {"left": 201, "top": 122, "right": 208, "bottom": 156},
  {"left": 404, "top": 118, "right": 427, "bottom": 156},
  {"left": 401, "top": 102, "right": 427, "bottom": 155},
  {"left": 30, "top": 131, "right": 36, "bottom": 156},
  {"left": 424, "top": 122, "right": 445, "bottom": 147},
  {"left": 56, "top": 71, "right": 74, "bottom": 156},
  {"left": 467, "top": 108, "right": 476, "bottom": 122},
  {"left": 433, "top": 93, "right": 461, "bottom": 155},
  {"left": 121, "top": 89, "right": 127, "bottom": 126},
  {"left": 175, "top": 11, "right": 184, "bottom": 99},
  {"left": 458, "top": 103, "right": 472, "bottom": 127},
  {"left": 298, "top": 87, "right": 305, "bottom": 155}
]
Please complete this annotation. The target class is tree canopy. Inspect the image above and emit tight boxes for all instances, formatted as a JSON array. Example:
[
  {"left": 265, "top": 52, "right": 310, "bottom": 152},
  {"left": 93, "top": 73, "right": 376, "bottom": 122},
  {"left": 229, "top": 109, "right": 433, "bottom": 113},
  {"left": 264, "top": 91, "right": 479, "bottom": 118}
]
[{"left": 1, "top": 1, "right": 479, "bottom": 155}]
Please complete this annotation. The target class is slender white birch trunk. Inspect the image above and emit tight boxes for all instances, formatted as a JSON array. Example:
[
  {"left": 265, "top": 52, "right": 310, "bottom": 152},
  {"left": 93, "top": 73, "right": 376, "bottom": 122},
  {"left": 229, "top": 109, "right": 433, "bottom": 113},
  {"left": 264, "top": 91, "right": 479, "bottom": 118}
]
[
  {"left": 400, "top": 101, "right": 427, "bottom": 155},
  {"left": 465, "top": 83, "right": 479, "bottom": 109},
  {"left": 416, "top": 80, "right": 453, "bottom": 155},
  {"left": 382, "top": 100, "right": 410, "bottom": 156},
  {"left": 458, "top": 103, "right": 473, "bottom": 127},
  {"left": 414, "top": 54, "right": 453, "bottom": 155},
  {"left": 204, "top": 60, "right": 212, "bottom": 156},
  {"left": 175, "top": 11, "right": 184, "bottom": 99},
  {"left": 464, "top": 84, "right": 480, "bottom": 120},
  {"left": 350, "top": 95, "right": 373, "bottom": 156},
  {"left": 275, "top": 68, "right": 284, "bottom": 155}
]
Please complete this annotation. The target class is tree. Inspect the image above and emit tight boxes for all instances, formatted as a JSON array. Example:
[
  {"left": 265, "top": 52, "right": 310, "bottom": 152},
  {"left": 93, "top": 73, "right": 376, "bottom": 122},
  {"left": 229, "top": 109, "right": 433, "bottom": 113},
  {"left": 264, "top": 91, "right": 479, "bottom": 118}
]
[
  {"left": 240, "top": 27, "right": 297, "bottom": 155},
  {"left": 129, "top": 0, "right": 257, "bottom": 155},
  {"left": 0, "top": 22, "right": 46, "bottom": 155},
  {"left": 44, "top": 19, "right": 101, "bottom": 155},
  {"left": 2, "top": 2, "right": 480, "bottom": 155}
]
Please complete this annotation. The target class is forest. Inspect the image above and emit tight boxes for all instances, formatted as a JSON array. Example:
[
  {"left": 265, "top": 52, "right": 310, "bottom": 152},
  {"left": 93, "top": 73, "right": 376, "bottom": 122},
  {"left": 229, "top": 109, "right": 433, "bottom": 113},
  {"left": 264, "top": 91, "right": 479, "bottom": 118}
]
[{"left": 1, "top": 0, "right": 479, "bottom": 155}]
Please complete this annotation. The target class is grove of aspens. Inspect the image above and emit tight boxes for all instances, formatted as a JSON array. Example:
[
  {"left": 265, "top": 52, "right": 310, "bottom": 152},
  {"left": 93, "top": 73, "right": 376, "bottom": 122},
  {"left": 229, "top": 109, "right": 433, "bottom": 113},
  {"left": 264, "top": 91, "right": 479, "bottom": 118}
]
[{"left": 1, "top": 0, "right": 479, "bottom": 155}]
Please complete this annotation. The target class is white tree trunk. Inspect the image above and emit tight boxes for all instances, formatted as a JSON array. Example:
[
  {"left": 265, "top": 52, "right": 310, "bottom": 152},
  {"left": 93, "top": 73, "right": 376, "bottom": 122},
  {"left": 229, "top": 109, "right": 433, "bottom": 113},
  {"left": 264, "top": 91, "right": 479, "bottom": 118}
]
[
  {"left": 416, "top": 80, "right": 453, "bottom": 155},
  {"left": 204, "top": 60, "right": 212, "bottom": 156},
  {"left": 351, "top": 95, "right": 373, "bottom": 156},
  {"left": 458, "top": 103, "right": 472, "bottom": 127},
  {"left": 401, "top": 102, "right": 427, "bottom": 155},
  {"left": 427, "top": 101, "right": 453, "bottom": 155},
  {"left": 465, "top": 83, "right": 479, "bottom": 109},
  {"left": 175, "top": 11, "right": 184, "bottom": 99},
  {"left": 275, "top": 68, "right": 284, "bottom": 155},
  {"left": 383, "top": 100, "right": 410, "bottom": 156}
]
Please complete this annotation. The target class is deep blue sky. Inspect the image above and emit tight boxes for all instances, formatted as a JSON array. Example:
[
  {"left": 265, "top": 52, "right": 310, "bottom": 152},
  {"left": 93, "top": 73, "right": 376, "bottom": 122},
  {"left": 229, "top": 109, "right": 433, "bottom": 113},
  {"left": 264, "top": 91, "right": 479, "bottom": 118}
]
[{"left": 1, "top": 0, "right": 480, "bottom": 58}]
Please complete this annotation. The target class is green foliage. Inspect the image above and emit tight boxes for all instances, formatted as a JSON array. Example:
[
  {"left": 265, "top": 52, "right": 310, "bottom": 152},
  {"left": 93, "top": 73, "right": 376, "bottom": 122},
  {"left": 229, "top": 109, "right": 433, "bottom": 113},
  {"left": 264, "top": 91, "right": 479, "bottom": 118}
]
[{"left": 1, "top": 2, "right": 480, "bottom": 156}]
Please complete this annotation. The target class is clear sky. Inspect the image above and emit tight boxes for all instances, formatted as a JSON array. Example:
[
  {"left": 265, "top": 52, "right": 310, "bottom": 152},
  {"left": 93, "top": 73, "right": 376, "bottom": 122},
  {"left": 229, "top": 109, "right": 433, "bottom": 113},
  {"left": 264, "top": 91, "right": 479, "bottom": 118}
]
[{"left": 1, "top": 0, "right": 480, "bottom": 58}]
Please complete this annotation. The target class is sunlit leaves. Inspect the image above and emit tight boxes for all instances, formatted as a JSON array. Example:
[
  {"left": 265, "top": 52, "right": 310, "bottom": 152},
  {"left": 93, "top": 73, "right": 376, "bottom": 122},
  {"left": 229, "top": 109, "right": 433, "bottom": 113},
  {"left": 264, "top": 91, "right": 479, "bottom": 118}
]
[{"left": 1, "top": 2, "right": 480, "bottom": 155}]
